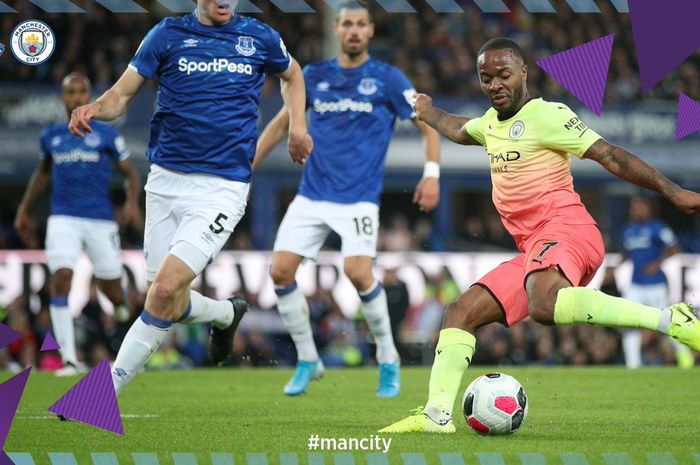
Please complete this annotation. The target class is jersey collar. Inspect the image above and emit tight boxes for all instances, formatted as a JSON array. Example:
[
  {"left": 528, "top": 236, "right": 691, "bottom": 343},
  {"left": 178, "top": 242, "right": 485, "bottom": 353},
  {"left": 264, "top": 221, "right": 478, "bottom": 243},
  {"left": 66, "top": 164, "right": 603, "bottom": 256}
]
[{"left": 191, "top": 9, "right": 240, "bottom": 32}]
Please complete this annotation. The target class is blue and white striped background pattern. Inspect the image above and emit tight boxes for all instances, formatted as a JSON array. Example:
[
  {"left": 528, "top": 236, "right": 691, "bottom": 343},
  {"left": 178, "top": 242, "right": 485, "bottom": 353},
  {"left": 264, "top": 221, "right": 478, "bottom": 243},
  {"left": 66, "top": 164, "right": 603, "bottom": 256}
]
[{"left": 0, "top": 0, "right": 630, "bottom": 14}]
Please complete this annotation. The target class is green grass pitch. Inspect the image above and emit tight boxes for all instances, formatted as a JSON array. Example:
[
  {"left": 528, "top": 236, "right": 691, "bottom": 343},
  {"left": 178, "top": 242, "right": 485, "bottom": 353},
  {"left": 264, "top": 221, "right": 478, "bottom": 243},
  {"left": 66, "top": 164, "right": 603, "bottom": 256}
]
[{"left": 4, "top": 367, "right": 700, "bottom": 464}]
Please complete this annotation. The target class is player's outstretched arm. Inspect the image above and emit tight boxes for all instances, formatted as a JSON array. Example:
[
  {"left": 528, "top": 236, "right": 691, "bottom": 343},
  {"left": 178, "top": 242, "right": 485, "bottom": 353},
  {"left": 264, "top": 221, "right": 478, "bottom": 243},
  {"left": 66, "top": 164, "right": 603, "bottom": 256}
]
[
  {"left": 253, "top": 107, "right": 290, "bottom": 171},
  {"left": 69, "top": 68, "right": 146, "bottom": 137},
  {"left": 412, "top": 118, "right": 441, "bottom": 212},
  {"left": 413, "top": 93, "right": 479, "bottom": 146},
  {"left": 117, "top": 157, "right": 142, "bottom": 228},
  {"left": 585, "top": 139, "right": 700, "bottom": 215},
  {"left": 14, "top": 158, "right": 51, "bottom": 240},
  {"left": 277, "top": 58, "right": 312, "bottom": 164}
]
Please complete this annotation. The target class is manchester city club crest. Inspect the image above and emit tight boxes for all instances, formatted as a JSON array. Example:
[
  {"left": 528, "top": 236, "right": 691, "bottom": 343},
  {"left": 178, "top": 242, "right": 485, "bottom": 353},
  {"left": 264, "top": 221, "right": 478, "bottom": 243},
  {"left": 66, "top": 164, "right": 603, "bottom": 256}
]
[
  {"left": 509, "top": 120, "right": 525, "bottom": 138},
  {"left": 235, "top": 36, "right": 256, "bottom": 57},
  {"left": 357, "top": 77, "right": 378, "bottom": 96},
  {"left": 10, "top": 20, "right": 55, "bottom": 66}
]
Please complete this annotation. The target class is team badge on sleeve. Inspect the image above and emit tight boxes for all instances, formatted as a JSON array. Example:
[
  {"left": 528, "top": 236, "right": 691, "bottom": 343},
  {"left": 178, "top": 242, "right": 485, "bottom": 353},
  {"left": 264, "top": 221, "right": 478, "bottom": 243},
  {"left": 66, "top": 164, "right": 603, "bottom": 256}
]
[
  {"left": 235, "top": 36, "right": 256, "bottom": 56},
  {"left": 0, "top": 43, "right": 4, "bottom": 56}
]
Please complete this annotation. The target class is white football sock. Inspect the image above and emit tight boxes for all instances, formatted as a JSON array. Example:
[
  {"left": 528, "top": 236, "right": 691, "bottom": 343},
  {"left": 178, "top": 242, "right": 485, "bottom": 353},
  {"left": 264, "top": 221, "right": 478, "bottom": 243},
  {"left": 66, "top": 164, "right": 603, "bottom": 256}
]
[
  {"left": 112, "top": 311, "right": 172, "bottom": 396},
  {"left": 275, "top": 282, "right": 318, "bottom": 363},
  {"left": 178, "top": 290, "right": 233, "bottom": 329},
  {"left": 49, "top": 296, "right": 78, "bottom": 366},
  {"left": 622, "top": 330, "right": 642, "bottom": 369},
  {"left": 360, "top": 282, "right": 399, "bottom": 365}
]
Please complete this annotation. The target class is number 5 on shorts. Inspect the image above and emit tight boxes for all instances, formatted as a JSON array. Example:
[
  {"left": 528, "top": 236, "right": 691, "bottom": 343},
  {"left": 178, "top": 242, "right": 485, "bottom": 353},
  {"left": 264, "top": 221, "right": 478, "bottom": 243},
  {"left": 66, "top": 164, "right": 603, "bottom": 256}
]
[{"left": 209, "top": 213, "right": 229, "bottom": 234}]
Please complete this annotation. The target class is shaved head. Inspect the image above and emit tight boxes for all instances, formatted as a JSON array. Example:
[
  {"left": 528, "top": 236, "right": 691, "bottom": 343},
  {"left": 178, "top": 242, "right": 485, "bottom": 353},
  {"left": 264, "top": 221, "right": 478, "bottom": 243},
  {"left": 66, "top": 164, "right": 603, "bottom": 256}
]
[{"left": 62, "top": 72, "right": 91, "bottom": 93}]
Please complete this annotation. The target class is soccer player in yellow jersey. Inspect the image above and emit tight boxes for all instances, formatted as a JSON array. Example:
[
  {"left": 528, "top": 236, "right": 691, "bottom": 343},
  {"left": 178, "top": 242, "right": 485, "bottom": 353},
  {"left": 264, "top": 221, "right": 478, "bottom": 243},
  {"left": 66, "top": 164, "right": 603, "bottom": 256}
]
[{"left": 380, "top": 37, "right": 700, "bottom": 433}]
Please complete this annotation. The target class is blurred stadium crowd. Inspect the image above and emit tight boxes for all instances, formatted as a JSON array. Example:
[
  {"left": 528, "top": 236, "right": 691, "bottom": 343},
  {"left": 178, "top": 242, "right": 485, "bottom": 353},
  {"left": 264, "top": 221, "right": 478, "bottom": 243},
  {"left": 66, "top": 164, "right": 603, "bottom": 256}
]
[{"left": 1, "top": 0, "right": 699, "bottom": 372}]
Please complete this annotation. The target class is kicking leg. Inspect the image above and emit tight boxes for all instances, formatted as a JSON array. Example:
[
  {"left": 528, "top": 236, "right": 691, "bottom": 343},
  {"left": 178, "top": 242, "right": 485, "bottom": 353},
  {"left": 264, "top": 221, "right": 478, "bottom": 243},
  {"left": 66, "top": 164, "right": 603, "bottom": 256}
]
[{"left": 379, "top": 285, "right": 504, "bottom": 433}]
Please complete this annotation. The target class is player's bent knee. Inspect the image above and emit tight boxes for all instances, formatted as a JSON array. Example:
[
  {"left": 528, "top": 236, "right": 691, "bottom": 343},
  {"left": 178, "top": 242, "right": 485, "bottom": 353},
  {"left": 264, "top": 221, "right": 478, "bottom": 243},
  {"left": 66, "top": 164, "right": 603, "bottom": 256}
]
[
  {"left": 343, "top": 264, "right": 373, "bottom": 291},
  {"left": 51, "top": 268, "right": 73, "bottom": 295},
  {"left": 527, "top": 301, "right": 555, "bottom": 325},
  {"left": 53, "top": 268, "right": 72, "bottom": 284},
  {"left": 270, "top": 265, "right": 295, "bottom": 287},
  {"left": 444, "top": 300, "right": 478, "bottom": 331},
  {"left": 149, "top": 278, "right": 181, "bottom": 306}
]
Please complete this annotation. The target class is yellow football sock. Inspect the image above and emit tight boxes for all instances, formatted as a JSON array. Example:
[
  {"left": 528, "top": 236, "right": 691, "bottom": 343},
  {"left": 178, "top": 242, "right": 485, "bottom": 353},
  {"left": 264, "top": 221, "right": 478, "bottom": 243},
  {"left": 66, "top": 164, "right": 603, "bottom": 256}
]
[
  {"left": 554, "top": 287, "right": 661, "bottom": 330},
  {"left": 426, "top": 328, "right": 476, "bottom": 415}
]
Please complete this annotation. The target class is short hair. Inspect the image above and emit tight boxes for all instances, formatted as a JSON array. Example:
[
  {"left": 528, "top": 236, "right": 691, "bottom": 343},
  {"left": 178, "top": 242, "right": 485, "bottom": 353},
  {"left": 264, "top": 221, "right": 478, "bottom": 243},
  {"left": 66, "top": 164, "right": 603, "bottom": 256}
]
[
  {"left": 477, "top": 37, "right": 525, "bottom": 64},
  {"left": 61, "top": 72, "right": 91, "bottom": 92},
  {"left": 335, "top": 0, "right": 373, "bottom": 22}
]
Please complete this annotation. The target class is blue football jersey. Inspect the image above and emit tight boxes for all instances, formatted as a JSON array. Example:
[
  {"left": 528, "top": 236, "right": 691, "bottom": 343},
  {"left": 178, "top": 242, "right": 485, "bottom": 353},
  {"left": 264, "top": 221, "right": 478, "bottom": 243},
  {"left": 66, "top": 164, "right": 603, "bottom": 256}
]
[
  {"left": 298, "top": 58, "right": 416, "bottom": 205},
  {"left": 40, "top": 122, "right": 130, "bottom": 221},
  {"left": 129, "top": 12, "right": 291, "bottom": 182},
  {"left": 623, "top": 220, "right": 677, "bottom": 285}
]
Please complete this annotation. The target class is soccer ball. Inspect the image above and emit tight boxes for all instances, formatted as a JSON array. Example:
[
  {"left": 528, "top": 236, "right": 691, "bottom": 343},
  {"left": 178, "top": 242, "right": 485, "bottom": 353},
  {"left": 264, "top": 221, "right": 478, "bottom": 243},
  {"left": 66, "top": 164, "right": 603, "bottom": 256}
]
[{"left": 462, "top": 372, "right": 528, "bottom": 435}]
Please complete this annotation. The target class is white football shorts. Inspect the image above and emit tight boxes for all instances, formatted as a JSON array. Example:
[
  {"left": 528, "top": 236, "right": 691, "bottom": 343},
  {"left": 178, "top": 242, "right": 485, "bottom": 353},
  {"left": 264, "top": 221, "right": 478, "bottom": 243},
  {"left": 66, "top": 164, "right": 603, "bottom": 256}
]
[
  {"left": 273, "top": 195, "right": 379, "bottom": 259},
  {"left": 45, "top": 215, "right": 122, "bottom": 280},
  {"left": 623, "top": 282, "right": 669, "bottom": 308},
  {"left": 143, "top": 164, "right": 248, "bottom": 281}
]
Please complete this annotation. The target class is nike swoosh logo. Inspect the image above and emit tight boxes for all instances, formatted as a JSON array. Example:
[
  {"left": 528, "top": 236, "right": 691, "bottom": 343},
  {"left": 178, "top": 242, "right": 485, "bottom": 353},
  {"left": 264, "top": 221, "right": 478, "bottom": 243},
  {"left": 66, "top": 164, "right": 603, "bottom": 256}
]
[{"left": 679, "top": 309, "right": 693, "bottom": 323}]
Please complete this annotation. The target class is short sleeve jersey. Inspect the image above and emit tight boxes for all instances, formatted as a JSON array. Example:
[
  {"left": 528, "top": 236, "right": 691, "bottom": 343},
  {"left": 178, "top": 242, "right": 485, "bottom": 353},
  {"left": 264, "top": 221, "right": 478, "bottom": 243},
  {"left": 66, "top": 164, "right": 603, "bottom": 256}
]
[
  {"left": 129, "top": 12, "right": 291, "bottom": 182},
  {"left": 623, "top": 220, "right": 678, "bottom": 285},
  {"left": 464, "top": 98, "right": 602, "bottom": 247},
  {"left": 298, "top": 58, "right": 416, "bottom": 205},
  {"left": 40, "top": 122, "right": 130, "bottom": 220}
]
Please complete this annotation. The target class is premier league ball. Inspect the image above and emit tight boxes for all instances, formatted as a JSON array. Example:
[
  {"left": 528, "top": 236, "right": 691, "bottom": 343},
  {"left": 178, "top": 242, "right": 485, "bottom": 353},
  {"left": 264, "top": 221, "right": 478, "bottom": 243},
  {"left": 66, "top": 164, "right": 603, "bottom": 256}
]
[{"left": 462, "top": 372, "right": 528, "bottom": 435}]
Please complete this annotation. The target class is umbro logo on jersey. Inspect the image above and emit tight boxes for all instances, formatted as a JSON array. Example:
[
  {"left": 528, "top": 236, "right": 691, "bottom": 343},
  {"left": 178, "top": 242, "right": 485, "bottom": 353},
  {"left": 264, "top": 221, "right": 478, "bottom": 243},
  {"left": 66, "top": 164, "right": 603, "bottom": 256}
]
[
  {"left": 178, "top": 57, "right": 253, "bottom": 76},
  {"left": 182, "top": 38, "right": 198, "bottom": 48},
  {"left": 317, "top": 81, "right": 330, "bottom": 91}
]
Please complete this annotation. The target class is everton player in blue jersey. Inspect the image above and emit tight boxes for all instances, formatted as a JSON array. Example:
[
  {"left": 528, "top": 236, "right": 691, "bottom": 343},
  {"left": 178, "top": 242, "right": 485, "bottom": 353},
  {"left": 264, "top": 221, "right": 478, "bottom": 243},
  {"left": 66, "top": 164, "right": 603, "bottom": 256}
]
[
  {"left": 253, "top": 2, "right": 440, "bottom": 398},
  {"left": 14, "top": 73, "right": 142, "bottom": 376},
  {"left": 621, "top": 196, "right": 693, "bottom": 368},
  {"left": 69, "top": 0, "right": 312, "bottom": 395}
]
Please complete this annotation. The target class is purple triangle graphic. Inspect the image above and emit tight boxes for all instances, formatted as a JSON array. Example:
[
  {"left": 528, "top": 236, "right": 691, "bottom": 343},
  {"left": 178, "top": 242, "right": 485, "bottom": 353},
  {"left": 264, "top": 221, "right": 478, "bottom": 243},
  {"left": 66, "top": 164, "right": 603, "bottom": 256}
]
[
  {"left": 0, "top": 324, "right": 20, "bottom": 350},
  {"left": 40, "top": 332, "right": 60, "bottom": 352},
  {"left": 48, "top": 358, "right": 123, "bottom": 435},
  {"left": 536, "top": 34, "right": 614, "bottom": 116},
  {"left": 0, "top": 368, "right": 31, "bottom": 449},
  {"left": 0, "top": 450, "right": 14, "bottom": 465},
  {"left": 629, "top": 0, "right": 700, "bottom": 92},
  {"left": 676, "top": 93, "right": 700, "bottom": 141}
]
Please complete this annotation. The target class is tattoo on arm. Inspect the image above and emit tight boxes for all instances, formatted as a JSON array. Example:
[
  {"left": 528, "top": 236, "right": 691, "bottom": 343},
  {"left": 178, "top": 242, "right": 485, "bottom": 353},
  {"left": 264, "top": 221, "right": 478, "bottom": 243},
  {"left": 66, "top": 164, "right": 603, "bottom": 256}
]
[
  {"left": 585, "top": 139, "right": 680, "bottom": 198},
  {"left": 422, "top": 108, "right": 476, "bottom": 145}
]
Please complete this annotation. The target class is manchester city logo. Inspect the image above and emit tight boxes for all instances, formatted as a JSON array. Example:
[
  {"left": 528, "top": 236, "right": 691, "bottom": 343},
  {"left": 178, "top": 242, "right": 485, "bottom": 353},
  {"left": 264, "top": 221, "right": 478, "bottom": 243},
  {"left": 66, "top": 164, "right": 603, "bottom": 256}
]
[
  {"left": 10, "top": 20, "right": 55, "bottom": 66},
  {"left": 235, "top": 36, "right": 256, "bottom": 57},
  {"left": 357, "top": 77, "right": 377, "bottom": 96},
  {"left": 509, "top": 120, "right": 525, "bottom": 139}
]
